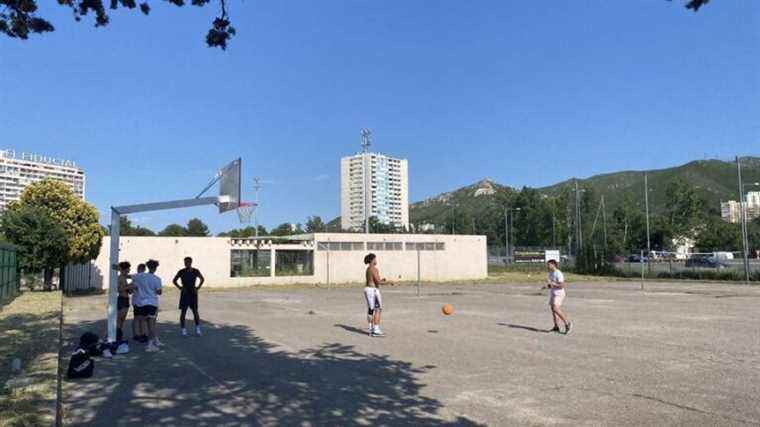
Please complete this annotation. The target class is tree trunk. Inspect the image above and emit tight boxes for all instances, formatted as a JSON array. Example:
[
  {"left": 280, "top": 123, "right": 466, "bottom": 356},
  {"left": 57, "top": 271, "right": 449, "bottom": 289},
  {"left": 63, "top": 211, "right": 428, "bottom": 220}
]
[{"left": 43, "top": 268, "right": 53, "bottom": 291}]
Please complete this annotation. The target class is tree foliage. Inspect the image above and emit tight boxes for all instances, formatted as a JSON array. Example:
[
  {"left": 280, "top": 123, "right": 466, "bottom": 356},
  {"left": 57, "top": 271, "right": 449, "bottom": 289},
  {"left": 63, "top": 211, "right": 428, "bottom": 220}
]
[
  {"left": 186, "top": 218, "right": 210, "bottom": 236},
  {"left": 118, "top": 216, "right": 156, "bottom": 236},
  {"left": 1, "top": 205, "right": 69, "bottom": 275},
  {"left": 1, "top": 0, "right": 237, "bottom": 49},
  {"left": 158, "top": 223, "right": 187, "bottom": 236},
  {"left": 12, "top": 179, "right": 104, "bottom": 264},
  {"left": 305, "top": 216, "right": 326, "bottom": 233},
  {"left": 2, "top": 1, "right": 710, "bottom": 50}
]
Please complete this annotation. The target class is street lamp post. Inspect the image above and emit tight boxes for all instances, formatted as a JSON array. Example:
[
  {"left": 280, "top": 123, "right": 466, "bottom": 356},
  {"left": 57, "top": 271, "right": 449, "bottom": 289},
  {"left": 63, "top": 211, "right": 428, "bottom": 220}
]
[
  {"left": 736, "top": 156, "right": 759, "bottom": 282},
  {"left": 504, "top": 207, "right": 521, "bottom": 264}
]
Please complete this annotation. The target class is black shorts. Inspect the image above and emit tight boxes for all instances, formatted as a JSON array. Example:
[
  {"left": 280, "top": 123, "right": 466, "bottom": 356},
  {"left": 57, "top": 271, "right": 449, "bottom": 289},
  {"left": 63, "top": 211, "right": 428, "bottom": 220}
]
[
  {"left": 117, "top": 296, "right": 130, "bottom": 311},
  {"left": 179, "top": 291, "right": 198, "bottom": 310},
  {"left": 134, "top": 305, "right": 158, "bottom": 317}
]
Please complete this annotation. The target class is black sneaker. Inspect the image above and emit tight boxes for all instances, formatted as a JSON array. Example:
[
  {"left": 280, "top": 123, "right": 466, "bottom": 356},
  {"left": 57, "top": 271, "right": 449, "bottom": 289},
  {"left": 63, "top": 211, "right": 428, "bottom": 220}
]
[
  {"left": 550, "top": 326, "right": 560, "bottom": 333},
  {"left": 564, "top": 322, "right": 573, "bottom": 335}
]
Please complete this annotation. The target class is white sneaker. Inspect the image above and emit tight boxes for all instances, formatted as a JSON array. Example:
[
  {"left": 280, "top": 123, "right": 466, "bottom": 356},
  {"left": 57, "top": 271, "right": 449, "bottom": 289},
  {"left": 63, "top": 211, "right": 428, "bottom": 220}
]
[
  {"left": 102, "top": 348, "right": 113, "bottom": 359},
  {"left": 152, "top": 338, "right": 163, "bottom": 347},
  {"left": 146, "top": 343, "right": 159, "bottom": 352},
  {"left": 181, "top": 328, "right": 188, "bottom": 337},
  {"left": 372, "top": 327, "right": 385, "bottom": 337},
  {"left": 195, "top": 326, "right": 202, "bottom": 336},
  {"left": 116, "top": 343, "right": 129, "bottom": 354}
]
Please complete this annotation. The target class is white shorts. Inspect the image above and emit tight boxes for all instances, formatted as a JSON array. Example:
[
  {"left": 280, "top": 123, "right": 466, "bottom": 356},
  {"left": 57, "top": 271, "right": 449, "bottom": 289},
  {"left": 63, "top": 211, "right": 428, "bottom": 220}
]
[
  {"left": 364, "top": 287, "right": 382, "bottom": 314},
  {"left": 549, "top": 290, "right": 565, "bottom": 307}
]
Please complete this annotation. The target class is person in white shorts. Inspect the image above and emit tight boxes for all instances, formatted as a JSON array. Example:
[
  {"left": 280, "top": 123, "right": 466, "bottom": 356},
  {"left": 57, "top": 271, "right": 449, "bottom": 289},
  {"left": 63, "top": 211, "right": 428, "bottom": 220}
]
[
  {"left": 363, "top": 253, "right": 394, "bottom": 337},
  {"left": 546, "top": 259, "right": 572, "bottom": 334}
]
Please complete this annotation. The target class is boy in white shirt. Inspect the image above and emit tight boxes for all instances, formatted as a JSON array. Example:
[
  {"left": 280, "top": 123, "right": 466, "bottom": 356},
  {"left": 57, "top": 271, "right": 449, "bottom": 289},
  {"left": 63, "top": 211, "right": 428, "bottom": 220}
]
[
  {"left": 546, "top": 259, "right": 572, "bottom": 334},
  {"left": 134, "top": 259, "right": 163, "bottom": 351}
]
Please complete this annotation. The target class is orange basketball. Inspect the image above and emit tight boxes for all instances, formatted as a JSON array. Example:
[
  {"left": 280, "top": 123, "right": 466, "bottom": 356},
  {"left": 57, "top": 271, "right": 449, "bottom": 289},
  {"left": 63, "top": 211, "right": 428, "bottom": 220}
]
[{"left": 442, "top": 304, "right": 454, "bottom": 315}]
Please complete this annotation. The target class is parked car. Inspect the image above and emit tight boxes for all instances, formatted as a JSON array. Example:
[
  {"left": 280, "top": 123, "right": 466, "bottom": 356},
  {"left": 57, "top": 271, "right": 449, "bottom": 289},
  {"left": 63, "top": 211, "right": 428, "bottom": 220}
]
[
  {"left": 685, "top": 256, "right": 728, "bottom": 269},
  {"left": 627, "top": 254, "right": 649, "bottom": 263}
]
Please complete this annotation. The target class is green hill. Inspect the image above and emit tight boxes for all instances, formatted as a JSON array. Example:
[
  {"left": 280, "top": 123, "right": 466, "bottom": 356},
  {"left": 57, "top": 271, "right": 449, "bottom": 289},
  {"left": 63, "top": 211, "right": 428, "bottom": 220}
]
[{"left": 410, "top": 157, "right": 760, "bottom": 228}]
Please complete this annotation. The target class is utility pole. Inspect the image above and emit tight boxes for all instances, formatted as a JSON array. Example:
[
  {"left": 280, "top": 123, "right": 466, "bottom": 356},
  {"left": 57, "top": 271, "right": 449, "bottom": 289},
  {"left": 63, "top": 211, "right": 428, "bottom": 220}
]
[
  {"left": 252, "top": 177, "right": 262, "bottom": 237},
  {"left": 575, "top": 179, "right": 583, "bottom": 255},
  {"left": 737, "top": 156, "right": 751, "bottom": 282},
  {"left": 644, "top": 172, "right": 651, "bottom": 256},
  {"left": 552, "top": 209, "right": 557, "bottom": 249},
  {"left": 361, "top": 129, "right": 372, "bottom": 234},
  {"left": 504, "top": 208, "right": 509, "bottom": 264},
  {"left": 601, "top": 195, "right": 608, "bottom": 256}
]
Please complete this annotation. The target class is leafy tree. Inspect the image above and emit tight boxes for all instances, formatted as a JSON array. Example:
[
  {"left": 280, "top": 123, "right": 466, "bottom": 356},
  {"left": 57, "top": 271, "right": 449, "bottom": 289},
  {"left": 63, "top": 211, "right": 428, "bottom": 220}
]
[
  {"left": 270, "top": 223, "right": 295, "bottom": 236},
  {"left": 218, "top": 225, "right": 266, "bottom": 237},
  {"left": 1, "top": 179, "right": 104, "bottom": 289},
  {"left": 118, "top": 216, "right": 155, "bottom": 236},
  {"left": 159, "top": 224, "right": 187, "bottom": 236},
  {"left": 664, "top": 178, "right": 705, "bottom": 240},
  {"left": 16, "top": 179, "right": 104, "bottom": 263},
  {"left": 1, "top": 205, "right": 69, "bottom": 290},
  {"left": 305, "top": 216, "right": 326, "bottom": 233},
  {"left": 694, "top": 218, "right": 740, "bottom": 252},
  {"left": 186, "top": 218, "right": 210, "bottom": 236},
  {"left": 1, "top": 0, "right": 237, "bottom": 49}
]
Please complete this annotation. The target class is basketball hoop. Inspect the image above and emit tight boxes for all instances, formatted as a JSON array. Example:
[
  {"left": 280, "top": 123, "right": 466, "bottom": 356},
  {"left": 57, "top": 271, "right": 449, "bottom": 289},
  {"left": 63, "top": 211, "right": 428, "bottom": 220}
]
[{"left": 237, "top": 202, "right": 257, "bottom": 224}]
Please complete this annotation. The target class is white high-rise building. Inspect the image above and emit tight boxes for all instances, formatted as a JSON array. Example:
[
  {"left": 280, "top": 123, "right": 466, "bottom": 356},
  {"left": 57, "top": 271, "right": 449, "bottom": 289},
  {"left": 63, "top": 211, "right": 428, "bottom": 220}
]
[
  {"left": 341, "top": 152, "right": 409, "bottom": 231},
  {"left": 0, "top": 149, "right": 85, "bottom": 211}
]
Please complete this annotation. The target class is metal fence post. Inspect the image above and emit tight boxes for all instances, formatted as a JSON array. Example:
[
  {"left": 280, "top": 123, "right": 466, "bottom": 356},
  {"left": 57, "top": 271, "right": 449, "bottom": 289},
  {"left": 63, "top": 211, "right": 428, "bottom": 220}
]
[
  {"left": 417, "top": 248, "right": 421, "bottom": 297},
  {"left": 640, "top": 249, "right": 645, "bottom": 291}
]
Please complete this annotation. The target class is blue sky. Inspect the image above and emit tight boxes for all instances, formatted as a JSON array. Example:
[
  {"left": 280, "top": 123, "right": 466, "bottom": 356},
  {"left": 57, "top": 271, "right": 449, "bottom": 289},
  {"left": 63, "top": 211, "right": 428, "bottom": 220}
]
[{"left": 1, "top": 1, "right": 758, "bottom": 233}]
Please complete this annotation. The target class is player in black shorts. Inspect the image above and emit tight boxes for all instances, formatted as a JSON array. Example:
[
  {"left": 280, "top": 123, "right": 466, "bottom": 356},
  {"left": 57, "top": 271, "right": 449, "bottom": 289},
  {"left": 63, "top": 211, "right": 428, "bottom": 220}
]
[
  {"left": 173, "top": 257, "right": 205, "bottom": 336},
  {"left": 116, "top": 262, "right": 136, "bottom": 342}
]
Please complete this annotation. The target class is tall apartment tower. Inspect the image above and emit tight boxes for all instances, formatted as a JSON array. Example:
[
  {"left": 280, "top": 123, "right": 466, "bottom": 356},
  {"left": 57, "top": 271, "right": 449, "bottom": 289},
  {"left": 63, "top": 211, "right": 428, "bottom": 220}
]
[
  {"left": 340, "top": 151, "right": 409, "bottom": 231},
  {"left": 0, "top": 149, "right": 85, "bottom": 211}
]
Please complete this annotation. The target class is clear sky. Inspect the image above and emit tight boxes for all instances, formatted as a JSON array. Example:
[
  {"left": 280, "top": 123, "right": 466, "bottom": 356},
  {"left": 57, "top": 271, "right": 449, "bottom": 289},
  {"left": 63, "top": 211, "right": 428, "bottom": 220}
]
[{"left": 1, "top": 1, "right": 758, "bottom": 233}]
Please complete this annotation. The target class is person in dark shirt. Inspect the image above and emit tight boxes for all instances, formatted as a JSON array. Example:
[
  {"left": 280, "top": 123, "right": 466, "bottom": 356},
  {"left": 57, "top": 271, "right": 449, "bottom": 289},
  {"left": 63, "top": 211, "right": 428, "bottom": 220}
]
[{"left": 172, "top": 257, "right": 205, "bottom": 336}]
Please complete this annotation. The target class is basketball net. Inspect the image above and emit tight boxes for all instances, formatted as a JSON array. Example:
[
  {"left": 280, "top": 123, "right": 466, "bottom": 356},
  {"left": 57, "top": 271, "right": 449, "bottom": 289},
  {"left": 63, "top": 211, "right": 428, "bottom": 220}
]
[{"left": 237, "top": 202, "right": 257, "bottom": 224}]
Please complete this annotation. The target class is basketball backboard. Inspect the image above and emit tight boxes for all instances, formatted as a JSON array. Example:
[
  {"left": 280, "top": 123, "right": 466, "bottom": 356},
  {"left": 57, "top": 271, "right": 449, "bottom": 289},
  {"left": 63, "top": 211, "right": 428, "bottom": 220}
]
[{"left": 218, "top": 158, "right": 241, "bottom": 213}]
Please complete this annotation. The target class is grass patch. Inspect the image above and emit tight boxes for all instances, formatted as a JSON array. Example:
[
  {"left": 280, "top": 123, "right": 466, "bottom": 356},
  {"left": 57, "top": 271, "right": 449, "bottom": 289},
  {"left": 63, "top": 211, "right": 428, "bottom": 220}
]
[{"left": 0, "top": 291, "right": 61, "bottom": 427}]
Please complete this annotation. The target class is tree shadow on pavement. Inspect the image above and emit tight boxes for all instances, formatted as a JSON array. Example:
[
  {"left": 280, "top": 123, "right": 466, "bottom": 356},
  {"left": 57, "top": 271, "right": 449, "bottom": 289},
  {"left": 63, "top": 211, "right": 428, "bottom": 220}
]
[{"left": 64, "top": 319, "right": 483, "bottom": 426}]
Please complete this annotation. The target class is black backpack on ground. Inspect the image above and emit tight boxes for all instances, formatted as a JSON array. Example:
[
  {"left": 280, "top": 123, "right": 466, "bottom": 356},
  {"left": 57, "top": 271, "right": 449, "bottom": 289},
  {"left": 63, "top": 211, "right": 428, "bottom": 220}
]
[{"left": 66, "top": 348, "right": 94, "bottom": 379}]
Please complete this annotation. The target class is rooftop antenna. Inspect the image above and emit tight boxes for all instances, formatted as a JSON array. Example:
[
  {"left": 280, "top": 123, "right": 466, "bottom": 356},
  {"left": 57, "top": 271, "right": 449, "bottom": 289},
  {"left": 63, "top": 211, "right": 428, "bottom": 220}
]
[
  {"left": 360, "top": 128, "right": 372, "bottom": 233},
  {"left": 360, "top": 128, "right": 372, "bottom": 153}
]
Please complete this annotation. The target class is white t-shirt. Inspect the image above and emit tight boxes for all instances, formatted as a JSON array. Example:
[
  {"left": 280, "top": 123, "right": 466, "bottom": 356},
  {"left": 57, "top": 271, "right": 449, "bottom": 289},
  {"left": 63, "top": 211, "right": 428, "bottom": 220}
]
[
  {"left": 548, "top": 270, "right": 565, "bottom": 295},
  {"left": 133, "top": 272, "right": 162, "bottom": 307}
]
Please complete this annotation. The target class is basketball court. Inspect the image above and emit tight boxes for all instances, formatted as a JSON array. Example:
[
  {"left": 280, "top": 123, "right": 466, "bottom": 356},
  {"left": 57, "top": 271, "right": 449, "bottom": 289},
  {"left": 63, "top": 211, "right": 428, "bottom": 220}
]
[{"left": 62, "top": 280, "right": 760, "bottom": 426}]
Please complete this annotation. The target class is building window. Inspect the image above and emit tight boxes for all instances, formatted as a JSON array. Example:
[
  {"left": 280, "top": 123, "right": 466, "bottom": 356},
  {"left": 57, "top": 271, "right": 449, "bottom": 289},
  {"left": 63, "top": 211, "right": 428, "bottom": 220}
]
[
  {"left": 405, "top": 242, "right": 445, "bottom": 251},
  {"left": 231, "top": 249, "right": 271, "bottom": 277},
  {"left": 318, "top": 242, "right": 364, "bottom": 251},
  {"left": 276, "top": 250, "right": 314, "bottom": 276}
]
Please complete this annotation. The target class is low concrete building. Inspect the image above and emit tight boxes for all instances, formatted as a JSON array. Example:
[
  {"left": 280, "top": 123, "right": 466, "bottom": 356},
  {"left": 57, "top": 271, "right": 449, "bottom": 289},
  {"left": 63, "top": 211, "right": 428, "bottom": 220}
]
[{"left": 87, "top": 233, "right": 487, "bottom": 289}]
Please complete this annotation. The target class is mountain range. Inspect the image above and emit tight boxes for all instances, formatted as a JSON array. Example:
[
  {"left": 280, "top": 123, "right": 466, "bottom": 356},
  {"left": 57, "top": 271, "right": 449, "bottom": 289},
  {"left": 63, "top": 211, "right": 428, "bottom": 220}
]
[{"left": 409, "top": 157, "right": 760, "bottom": 227}]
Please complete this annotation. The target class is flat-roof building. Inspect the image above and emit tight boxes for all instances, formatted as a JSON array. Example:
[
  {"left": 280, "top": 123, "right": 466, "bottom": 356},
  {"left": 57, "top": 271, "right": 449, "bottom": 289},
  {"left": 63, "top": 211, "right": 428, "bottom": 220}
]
[
  {"left": 78, "top": 233, "right": 486, "bottom": 289},
  {"left": 0, "top": 149, "right": 85, "bottom": 210},
  {"left": 341, "top": 152, "right": 409, "bottom": 231}
]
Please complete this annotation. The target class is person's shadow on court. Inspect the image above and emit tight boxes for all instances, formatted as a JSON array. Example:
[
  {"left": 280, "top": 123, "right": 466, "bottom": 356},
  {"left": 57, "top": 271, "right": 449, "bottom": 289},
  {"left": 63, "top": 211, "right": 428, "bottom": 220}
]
[
  {"left": 497, "top": 323, "right": 552, "bottom": 333},
  {"left": 334, "top": 323, "right": 370, "bottom": 336}
]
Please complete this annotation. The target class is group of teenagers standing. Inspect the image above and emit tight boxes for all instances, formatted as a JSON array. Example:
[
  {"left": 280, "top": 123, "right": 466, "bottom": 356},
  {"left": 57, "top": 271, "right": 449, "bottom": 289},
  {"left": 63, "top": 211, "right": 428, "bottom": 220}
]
[{"left": 115, "top": 257, "right": 206, "bottom": 352}]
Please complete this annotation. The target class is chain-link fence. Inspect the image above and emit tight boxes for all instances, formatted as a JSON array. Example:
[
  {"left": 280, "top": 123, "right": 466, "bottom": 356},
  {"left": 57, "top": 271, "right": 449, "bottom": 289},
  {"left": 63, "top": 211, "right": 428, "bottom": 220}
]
[
  {"left": 0, "top": 243, "right": 20, "bottom": 303},
  {"left": 611, "top": 251, "right": 760, "bottom": 282}
]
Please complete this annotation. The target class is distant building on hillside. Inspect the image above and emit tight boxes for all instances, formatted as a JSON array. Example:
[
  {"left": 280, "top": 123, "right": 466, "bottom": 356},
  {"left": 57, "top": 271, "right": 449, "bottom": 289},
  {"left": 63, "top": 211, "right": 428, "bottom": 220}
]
[
  {"left": 0, "top": 149, "right": 85, "bottom": 211},
  {"left": 340, "top": 149, "right": 409, "bottom": 232},
  {"left": 721, "top": 191, "right": 760, "bottom": 223}
]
